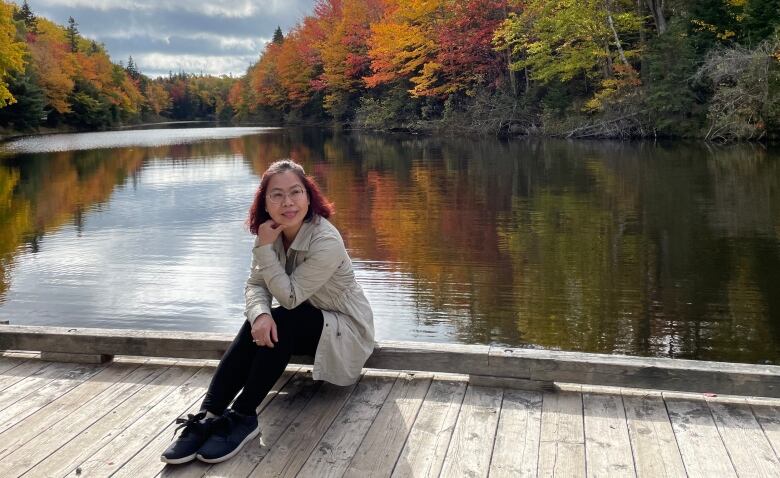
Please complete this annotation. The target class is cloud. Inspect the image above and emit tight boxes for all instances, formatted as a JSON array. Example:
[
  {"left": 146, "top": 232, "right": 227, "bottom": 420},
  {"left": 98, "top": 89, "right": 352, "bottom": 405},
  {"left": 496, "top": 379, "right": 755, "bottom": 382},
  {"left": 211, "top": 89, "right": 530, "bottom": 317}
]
[
  {"left": 137, "top": 53, "right": 258, "bottom": 78},
  {"left": 16, "top": 0, "right": 314, "bottom": 76}
]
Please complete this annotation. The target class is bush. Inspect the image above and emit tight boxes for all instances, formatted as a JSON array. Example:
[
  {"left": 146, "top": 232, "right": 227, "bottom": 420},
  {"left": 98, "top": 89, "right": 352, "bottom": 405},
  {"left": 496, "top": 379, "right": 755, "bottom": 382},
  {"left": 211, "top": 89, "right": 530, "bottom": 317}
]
[
  {"left": 353, "top": 83, "right": 420, "bottom": 130},
  {"left": 695, "top": 36, "right": 780, "bottom": 141}
]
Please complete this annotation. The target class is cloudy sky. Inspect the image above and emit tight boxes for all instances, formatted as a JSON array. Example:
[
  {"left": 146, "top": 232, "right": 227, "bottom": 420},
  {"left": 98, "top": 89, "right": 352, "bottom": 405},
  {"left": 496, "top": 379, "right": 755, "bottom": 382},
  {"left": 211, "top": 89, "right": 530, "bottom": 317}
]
[{"left": 15, "top": 0, "right": 315, "bottom": 78}]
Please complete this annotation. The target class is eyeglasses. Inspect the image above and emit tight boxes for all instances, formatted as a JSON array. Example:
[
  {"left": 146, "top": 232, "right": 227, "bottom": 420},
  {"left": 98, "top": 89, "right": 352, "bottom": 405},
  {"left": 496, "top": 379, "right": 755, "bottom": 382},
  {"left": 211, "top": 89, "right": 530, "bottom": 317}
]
[{"left": 267, "top": 187, "right": 307, "bottom": 204}]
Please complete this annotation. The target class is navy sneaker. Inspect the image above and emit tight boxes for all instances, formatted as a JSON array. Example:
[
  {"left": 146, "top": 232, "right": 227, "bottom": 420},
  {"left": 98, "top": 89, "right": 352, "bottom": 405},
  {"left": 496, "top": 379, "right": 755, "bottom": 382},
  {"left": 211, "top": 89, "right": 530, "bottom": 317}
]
[
  {"left": 161, "top": 412, "right": 214, "bottom": 464},
  {"left": 196, "top": 409, "right": 260, "bottom": 463}
]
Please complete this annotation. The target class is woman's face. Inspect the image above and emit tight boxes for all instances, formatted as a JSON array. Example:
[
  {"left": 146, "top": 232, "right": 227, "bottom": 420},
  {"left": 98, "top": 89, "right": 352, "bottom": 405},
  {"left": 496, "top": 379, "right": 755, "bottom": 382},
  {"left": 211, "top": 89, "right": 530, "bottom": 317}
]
[{"left": 265, "top": 170, "right": 310, "bottom": 228}]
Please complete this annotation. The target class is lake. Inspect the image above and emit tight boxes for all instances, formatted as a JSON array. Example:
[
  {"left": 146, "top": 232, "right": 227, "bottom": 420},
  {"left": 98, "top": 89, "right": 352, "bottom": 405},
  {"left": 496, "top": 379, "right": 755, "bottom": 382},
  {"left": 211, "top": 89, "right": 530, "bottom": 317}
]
[{"left": 1, "top": 126, "right": 779, "bottom": 364}]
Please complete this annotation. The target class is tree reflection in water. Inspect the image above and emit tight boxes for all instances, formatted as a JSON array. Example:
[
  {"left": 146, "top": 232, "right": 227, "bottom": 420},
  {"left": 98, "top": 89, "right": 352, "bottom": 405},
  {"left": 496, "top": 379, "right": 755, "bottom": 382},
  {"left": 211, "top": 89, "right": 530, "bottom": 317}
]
[{"left": 0, "top": 129, "right": 778, "bottom": 364}]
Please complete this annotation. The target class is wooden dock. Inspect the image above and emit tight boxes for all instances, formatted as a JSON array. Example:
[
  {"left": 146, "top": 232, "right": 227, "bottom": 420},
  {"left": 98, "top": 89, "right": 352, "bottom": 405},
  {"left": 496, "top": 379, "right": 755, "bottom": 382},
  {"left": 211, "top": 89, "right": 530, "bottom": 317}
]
[
  {"left": 2, "top": 352, "right": 780, "bottom": 477},
  {"left": 3, "top": 325, "right": 780, "bottom": 477}
]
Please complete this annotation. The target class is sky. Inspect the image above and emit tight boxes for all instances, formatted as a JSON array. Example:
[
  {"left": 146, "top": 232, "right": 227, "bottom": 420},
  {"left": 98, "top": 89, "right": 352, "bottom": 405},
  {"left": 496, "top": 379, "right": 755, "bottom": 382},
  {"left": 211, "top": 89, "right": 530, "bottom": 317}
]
[{"left": 14, "top": 0, "right": 315, "bottom": 78}]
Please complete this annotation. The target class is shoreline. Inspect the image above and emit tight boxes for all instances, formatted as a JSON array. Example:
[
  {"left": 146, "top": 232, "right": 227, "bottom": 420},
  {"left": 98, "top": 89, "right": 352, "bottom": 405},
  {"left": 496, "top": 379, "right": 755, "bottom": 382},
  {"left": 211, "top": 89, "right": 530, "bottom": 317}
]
[{"left": 2, "top": 120, "right": 777, "bottom": 145}]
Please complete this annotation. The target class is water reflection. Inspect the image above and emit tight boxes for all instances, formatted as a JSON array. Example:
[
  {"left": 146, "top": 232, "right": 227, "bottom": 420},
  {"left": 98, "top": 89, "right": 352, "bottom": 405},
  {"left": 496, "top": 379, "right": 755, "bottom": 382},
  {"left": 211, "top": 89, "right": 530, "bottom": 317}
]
[{"left": 1, "top": 128, "right": 779, "bottom": 364}]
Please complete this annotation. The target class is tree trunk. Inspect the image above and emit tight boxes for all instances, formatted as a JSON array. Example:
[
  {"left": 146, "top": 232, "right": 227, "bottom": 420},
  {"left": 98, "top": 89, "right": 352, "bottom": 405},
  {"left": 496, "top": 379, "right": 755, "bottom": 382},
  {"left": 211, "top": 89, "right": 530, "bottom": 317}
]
[
  {"left": 644, "top": 0, "right": 667, "bottom": 35},
  {"left": 605, "top": 0, "right": 630, "bottom": 67},
  {"left": 637, "top": 0, "right": 646, "bottom": 75},
  {"left": 525, "top": 66, "right": 530, "bottom": 91},
  {"left": 507, "top": 49, "right": 517, "bottom": 96}
]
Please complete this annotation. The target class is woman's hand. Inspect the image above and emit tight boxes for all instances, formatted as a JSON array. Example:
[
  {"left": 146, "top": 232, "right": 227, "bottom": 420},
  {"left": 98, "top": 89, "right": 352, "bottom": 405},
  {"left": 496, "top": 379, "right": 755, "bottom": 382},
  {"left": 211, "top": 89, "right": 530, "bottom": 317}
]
[
  {"left": 258, "top": 220, "right": 286, "bottom": 246},
  {"left": 251, "top": 313, "right": 278, "bottom": 348}
]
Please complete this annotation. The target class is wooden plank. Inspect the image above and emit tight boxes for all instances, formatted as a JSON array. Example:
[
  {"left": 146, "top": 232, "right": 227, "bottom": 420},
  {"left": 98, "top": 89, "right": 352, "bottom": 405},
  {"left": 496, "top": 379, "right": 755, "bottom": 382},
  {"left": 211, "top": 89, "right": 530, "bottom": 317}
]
[
  {"left": 0, "top": 359, "right": 49, "bottom": 393},
  {"left": 622, "top": 392, "right": 686, "bottom": 477},
  {"left": 0, "top": 362, "right": 161, "bottom": 475},
  {"left": 538, "top": 391, "right": 585, "bottom": 478},
  {"left": 708, "top": 398, "right": 780, "bottom": 477},
  {"left": 247, "top": 381, "right": 357, "bottom": 478},
  {"left": 439, "top": 385, "right": 502, "bottom": 478},
  {"left": 0, "top": 361, "right": 70, "bottom": 410},
  {"left": 664, "top": 397, "right": 737, "bottom": 477},
  {"left": 0, "top": 361, "right": 139, "bottom": 459},
  {"left": 64, "top": 367, "right": 214, "bottom": 477},
  {"left": 123, "top": 366, "right": 301, "bottom": 478},
  {"left": 297, "top": 371, "right": 397, "bottom": 477},
  {"left": 0, "top": 363, "right": 102, "bottom": 433},
  {"left": 751, "top": 404, "right": 780, "bottom": 460},
  {"left": 365, "top": 342, "right": 492, "bottom": 376},
  {"left": 343, "top": 373, "right": 433, "bottom": 478},
  {"left": 115, "top": 397, "right": 204, "bottom": 478},
  {"left": 390, "top": 379, "right": 467, "bottom": 478},
  {"left": 0, "top": 325, "right": 233, "bottom": 360},
  {"left": 582, "top": 392, "right": 635, "bottom": 477},
  {"left": 1, "top": 351, "right": 39, "bottom": 359},
  {"left": 40, "top": 351, "right": 113, "bottom": 364},
  {"left": 24, "top": 363, "right": 196, "bottom": 477},
  {"left": 488, "top": 345, "right": 780, "bottom": 397},
  {"left": 0, "top": 356, "right": 30, "bottom": 375},
  {"left": 488, "top": 389, "right": 543, "bottom": 478},
  {"left": 468, "top": 374, "right": 554, "bottom": 392}
]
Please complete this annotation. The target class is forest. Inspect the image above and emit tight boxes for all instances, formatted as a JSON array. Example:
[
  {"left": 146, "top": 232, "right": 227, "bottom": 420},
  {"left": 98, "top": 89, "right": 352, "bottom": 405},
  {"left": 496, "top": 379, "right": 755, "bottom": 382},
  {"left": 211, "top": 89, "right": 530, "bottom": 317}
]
[{"left": 0, "top": 0, "right": 778, "bottom": 141}]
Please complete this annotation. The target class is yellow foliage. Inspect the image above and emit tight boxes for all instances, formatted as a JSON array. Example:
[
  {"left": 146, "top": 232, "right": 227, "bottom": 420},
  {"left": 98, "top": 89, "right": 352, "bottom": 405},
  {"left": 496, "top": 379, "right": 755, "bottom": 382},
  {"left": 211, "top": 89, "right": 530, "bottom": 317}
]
[
  {"left": 718, "top": 30, "right": 736, "bottom": 40},
  {"left": 365, "top": 0, "right": 444, "bottom": 95},
  {"left": 0, "top": 1, "right": 27, "bottom": 107},
  {"left": 583, "top": 64, "right": 641, "bottom": 113}
]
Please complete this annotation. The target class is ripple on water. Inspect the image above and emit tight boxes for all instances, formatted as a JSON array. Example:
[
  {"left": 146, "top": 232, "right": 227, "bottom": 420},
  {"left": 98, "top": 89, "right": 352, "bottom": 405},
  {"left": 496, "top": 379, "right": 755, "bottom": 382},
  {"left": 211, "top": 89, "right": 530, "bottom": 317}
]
[{"left": 1, "top": 127, "right": 278, "bottom": 154}]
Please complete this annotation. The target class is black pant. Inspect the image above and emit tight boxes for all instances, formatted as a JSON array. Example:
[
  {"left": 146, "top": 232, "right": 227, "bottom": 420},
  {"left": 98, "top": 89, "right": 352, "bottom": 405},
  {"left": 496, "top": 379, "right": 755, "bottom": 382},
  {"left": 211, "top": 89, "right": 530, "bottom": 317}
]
[{"left": 201, "top": 302, "right": 324, "bottom": 416}]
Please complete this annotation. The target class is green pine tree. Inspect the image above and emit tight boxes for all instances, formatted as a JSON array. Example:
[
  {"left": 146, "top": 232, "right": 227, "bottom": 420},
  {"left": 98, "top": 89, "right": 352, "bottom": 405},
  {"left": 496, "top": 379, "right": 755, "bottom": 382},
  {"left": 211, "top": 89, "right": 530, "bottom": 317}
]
[
  {"left": 741, "top": 0, "right": 780, "bottom": 46},
  {"left": 66, "top": 16, "right": 79, "bottom": 52},
  {"left": 272, "top": 26, "right": 284, "bottom": 44},
  {"left": 643, "top": 19, "right": 705, "bottom": 137},
  {"left": 13, "top": 0, "right": 37, "bottom": 33},
  {"left": 126, "top": 55, "right": 140, "bottom": 80},
  {"left": 0, "top": 69, "right": 45, "bottom": 130}
]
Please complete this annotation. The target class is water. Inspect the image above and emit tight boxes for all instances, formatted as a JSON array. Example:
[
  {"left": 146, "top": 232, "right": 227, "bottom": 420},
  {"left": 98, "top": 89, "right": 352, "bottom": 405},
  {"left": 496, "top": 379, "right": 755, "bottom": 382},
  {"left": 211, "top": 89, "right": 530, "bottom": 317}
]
[{"left": 1, "top": 127, "right": 779, "bottom": 364}]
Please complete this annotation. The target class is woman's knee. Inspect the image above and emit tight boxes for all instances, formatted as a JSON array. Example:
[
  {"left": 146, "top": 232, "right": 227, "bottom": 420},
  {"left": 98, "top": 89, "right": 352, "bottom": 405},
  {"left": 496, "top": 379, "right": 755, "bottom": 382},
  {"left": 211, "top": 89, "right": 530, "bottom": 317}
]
[{"left": 228, "top": 319, "right": 254, "bottom": 347}]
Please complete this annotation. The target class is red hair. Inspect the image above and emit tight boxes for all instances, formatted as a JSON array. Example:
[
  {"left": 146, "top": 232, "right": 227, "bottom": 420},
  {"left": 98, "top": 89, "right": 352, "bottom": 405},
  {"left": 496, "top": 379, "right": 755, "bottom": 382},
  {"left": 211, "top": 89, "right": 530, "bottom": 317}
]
[{"left": 248, "top": 159, "right": 334, "bottom": 235}]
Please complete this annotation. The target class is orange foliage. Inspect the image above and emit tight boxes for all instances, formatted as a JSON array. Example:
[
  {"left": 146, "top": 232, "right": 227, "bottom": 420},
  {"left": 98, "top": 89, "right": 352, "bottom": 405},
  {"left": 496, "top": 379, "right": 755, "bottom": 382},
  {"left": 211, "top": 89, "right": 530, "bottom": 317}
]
[
  {"left": 250, "top": 44, "right": 287, "bottom": 109},
  {"left": 364, "top": 0, "right": 444, "bottom": 94},
  {"left": 316, "top": 0, "right": 386, "bottom": 112},
  {"left": 27, "top": 19, "right": 76, "bottom": 113}
]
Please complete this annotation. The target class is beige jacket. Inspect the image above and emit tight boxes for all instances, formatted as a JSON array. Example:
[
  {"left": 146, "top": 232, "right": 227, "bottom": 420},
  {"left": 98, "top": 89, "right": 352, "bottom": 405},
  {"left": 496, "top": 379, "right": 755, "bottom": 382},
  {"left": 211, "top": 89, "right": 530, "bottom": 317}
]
[{"left": 244, "top": 215, "right": 375, "bottom": 386}]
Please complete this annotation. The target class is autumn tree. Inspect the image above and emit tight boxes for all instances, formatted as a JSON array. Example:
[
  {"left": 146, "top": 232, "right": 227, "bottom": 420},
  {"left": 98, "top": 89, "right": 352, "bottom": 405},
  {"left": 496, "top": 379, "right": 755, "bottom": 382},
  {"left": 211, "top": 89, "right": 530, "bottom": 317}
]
[
  {"left": 276, "top": 21, "right": 323, "bottom": 109},
  {"left": 494, "top": 0, "right": 643, "bottom": 116},
  {"left": 228, "top": 77, "right": 256, "bottom": 119},
  {"left": 249, "top": 45, "right": 287, "bottom": 109},
  {"left": 427, "top": 0, "right": 509, "bottom": 96},
  {"left": 27, "top": 17, "right": 76, "bottom": 114},
  {"left": 145, "top": 81, "right": 170, "bottom": 115},
  {"left": 365, "top": 0, "right": 445, "bottom": 95},
  {"left": 496, "top": 0, "right": 642, "bottom": 84},
  {"left": 313, "top": 0, "right": 386, "bottom": 118},
  {"left": 0, "top": 1, "right": 27, "bottom": 107}
]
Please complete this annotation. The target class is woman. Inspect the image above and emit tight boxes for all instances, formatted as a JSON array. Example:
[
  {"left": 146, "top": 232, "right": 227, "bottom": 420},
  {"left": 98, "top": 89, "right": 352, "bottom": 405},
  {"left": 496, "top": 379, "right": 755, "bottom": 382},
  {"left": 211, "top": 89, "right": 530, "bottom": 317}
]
[{"left": 161, "top": 159, "right": 375, "bottom": 464}]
